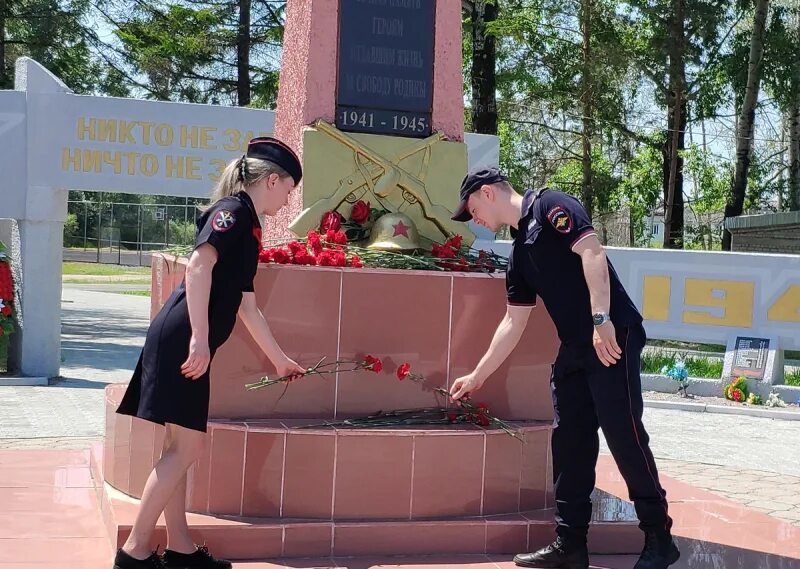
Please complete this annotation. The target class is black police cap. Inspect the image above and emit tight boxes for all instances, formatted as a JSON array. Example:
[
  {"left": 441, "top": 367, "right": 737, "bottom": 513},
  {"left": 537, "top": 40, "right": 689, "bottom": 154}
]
[
  {"left": 246, "top": 137, "right": 303, "bottom": 185},
  {"left": 451, "top": 166, "right": 509, "bottom": 222}
]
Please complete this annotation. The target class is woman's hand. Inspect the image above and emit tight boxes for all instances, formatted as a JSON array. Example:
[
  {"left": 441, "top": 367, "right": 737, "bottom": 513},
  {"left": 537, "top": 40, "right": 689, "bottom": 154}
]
[
  {"left": 275, "top": 356, "right": 307, "bottom": 381},
  {"left": 181, "top": 334, "right": 211, "bottom": 380}
]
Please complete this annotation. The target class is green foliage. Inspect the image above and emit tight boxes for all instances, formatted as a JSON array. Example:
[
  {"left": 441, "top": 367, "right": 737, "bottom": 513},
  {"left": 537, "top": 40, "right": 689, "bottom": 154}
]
[
  {"left": 2, "top": 0, "right": 103, "bottom": 92},
  {"left": 168, "top": 219, "right": 197, "bottom": 246},
  {"left": 547, "top": 150, "right": 622, "bottom": 213},
  {"left": 785, "top": 368, "right": 800, "bottom": 387},
  {"left": 89, "top": 0, "right": 285, "bottom": 104},
  {"left": 63, "top": 213, "right": 81, "bottom": 247},
  {"left": 618, "top": 144, "right": 663, "bottom": 246},
  {"left": 641, "top": 351, "right": 723, "bottom": 379}
]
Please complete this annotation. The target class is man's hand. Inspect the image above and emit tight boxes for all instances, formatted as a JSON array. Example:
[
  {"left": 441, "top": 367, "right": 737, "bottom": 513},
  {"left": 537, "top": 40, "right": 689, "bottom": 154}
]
[
  {"left": 450, "top": 373, "right": 486, "bottom": 401},
  {"left": 593, "top": 321, "right": 622, "bottom": 366}
]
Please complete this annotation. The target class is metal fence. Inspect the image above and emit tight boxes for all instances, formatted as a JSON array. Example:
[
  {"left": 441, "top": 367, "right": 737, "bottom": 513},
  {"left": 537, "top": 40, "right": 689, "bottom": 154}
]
[{"left": 64, "top": 200, "right": 209, "bottom": 266}]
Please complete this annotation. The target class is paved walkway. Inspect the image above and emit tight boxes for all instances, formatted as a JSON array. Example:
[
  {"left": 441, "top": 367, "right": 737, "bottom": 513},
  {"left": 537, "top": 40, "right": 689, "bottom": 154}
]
[{"left": 1, "top": 285, "right": 799, "bottom": 528}]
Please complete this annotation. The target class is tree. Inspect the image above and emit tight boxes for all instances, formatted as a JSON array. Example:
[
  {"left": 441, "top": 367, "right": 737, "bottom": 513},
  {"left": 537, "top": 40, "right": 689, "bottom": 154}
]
[
  {"left": 723, "top": 0, "right": 770, "bottom": 250},
  {"left": 763, "top": 3, "right": 800, "bottom": 210},
  {"left": 468, "top": 0, "right": 499, "bottom": 134},
  {"left": 491, "top": 0, "right": 632, "bottom": 216},
  {"left": 613, "top": 0, "right": 732, "bottom": 248},
  {"left": 2, "top": 0, "right": 103, "bottom": 92},
  {"left": 93, "top": 0, "right": 285, "bottom": 106}
]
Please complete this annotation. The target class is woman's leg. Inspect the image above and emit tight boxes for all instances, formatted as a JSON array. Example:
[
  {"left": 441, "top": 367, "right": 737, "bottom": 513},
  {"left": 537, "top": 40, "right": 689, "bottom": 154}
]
[
  {"left": 161, "top": 424, "right": 199, "bottom": 554},
  {"left": 122, "top": 423, "right": 206, "bottom": 559}
]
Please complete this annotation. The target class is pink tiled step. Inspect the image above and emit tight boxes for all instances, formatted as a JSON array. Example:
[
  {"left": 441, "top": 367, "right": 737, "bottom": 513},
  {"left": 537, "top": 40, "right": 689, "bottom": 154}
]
[
  {"left": 94, "top": 476, "right": 640, "bottom": 560},
  {"left": 225, "top": 555, "right": 640, "bottom": 569},
  {"left": 92, "top": 442, "right": 639, "bottom": 560},
  {"left": 105, "top": 413, "right": 556, "bottom": 520}
]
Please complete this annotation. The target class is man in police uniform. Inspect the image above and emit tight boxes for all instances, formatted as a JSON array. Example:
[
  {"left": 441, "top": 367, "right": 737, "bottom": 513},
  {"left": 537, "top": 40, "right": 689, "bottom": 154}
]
[{"left": 449, "top": 168, "right": 679, "bottom": 569}]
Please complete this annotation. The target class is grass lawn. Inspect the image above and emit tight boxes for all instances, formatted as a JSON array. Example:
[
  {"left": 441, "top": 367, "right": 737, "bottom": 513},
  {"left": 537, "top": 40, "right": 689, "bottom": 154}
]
[
  {"left": 62, "top": 262, "right": 150, "bottom": 276},
  {"left": 115, "top": 290, "right": 151, "bottom": 297}
]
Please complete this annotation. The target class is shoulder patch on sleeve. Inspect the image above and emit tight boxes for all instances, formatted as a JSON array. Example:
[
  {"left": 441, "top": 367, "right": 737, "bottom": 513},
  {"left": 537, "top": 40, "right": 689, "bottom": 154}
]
[
  {"left": 546, "top": 206, "right": 572, "bottom": 234},
  {"left": 211, "top": 209, "right": 236, "bottom": 232}
]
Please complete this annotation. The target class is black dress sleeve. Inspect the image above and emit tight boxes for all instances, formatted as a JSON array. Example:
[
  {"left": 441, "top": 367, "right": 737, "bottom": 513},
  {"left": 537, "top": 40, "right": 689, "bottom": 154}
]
[{"left": 194, "top": 199, "right": 251, "bottom": 259}]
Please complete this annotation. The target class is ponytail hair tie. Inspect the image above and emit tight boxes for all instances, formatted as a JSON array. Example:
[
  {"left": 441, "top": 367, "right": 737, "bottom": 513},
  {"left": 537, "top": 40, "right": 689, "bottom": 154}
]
[{"left": 238, "top": 154, "right": 247, "bottom": 182}]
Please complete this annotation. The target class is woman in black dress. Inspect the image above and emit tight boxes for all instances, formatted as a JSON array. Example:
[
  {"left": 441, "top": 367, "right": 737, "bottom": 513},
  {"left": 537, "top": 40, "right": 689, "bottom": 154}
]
[{"left": 113, "top": 137, "right": 306, "bottom": 569}]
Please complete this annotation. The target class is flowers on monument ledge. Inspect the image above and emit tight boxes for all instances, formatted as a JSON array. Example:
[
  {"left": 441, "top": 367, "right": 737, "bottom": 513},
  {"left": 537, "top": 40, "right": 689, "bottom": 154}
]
[
  {"left": 723, "top": 376, "right": 748, "bottom": 403},
  {"left": 320, "top": 211, "right": 344, "bottom": 233},
  {"left": 258, "top": 227, "right": 507, "bottom": 273},
  {"left": 661, "top": 360, "right": 690, "bottom": 398},
  {"left": 259, "top": 230, "right": 362, "bottom": 268},
  {"left": 245, "top": 355, "right": 520, "bottom": 438},
  {"left": 350, "top": 200, "right": 371, "bottom": 224}
]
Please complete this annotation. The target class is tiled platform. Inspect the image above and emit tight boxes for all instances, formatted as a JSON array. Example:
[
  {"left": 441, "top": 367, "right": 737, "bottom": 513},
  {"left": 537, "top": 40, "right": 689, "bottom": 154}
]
[
  {"left": 91, "top": 444, "right": 640, "bottom": 559},
  {"left": 105, "top": 410, "right": 555, "bottom": 520},
  {"left": 4, "top": 447, "right": 800, "bottom": 567}
]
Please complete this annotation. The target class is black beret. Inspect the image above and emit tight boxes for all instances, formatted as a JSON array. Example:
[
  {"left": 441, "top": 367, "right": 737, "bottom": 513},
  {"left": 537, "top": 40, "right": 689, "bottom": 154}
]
[{"left": 246, "top": 136, "right": 303, "bottom": 185}]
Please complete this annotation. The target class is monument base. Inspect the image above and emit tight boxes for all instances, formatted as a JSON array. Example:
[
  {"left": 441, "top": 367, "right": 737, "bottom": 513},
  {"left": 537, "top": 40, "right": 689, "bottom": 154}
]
[{"left": 90, "top": 443, "right": 642, "bottom": 559}]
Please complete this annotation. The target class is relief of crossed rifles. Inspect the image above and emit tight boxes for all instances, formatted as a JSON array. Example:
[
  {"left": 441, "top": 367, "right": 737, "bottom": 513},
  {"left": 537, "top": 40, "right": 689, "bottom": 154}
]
[{"left": 288, "top": 120, "right": 472, "bottom": 242}]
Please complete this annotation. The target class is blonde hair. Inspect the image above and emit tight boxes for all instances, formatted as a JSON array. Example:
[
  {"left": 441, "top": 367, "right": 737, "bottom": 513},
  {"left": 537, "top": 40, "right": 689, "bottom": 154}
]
[{"left": 208, "top": 155, "right": 291, "bottom": 205}]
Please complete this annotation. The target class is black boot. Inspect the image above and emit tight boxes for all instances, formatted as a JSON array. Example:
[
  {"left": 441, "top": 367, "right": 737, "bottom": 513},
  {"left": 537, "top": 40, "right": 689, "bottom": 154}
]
[
  {"left": 113, "top": 549, "right": 166, "bottom": 569},
  {"left": 633, "top": 531, "right": 680, "bottom": 569},
  {"left": 513, "top": 536, "right": 590, "bottom": 569},
  {"left": 162, "top": 545, "right": 232, "bottom": 569}
]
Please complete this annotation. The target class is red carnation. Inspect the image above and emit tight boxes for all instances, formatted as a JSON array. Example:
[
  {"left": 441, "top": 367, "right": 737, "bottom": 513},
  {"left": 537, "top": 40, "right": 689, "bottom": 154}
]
[
  {"left": 271, "top": 249, "right": 289, "bottom": 264},
  {"left": 350, "top": 200, "right": 371, "bottom": 224},
  {"left": 435, "top": 245, "right": 456, "bottom": 259},
  {"left": 288, "top": 241, "right": 306, "bottom": 255},
  {"left": 307, "top": 231, "right": 323, "bottom": 255},
  {"left": 733, "top": 389, "right": 743, "bottom": 402},
  {"left": 364, "top": 355, "right": 383, "bottom": 373},
  {"left": 476, "top": 415, "right": 491, "bottom": 427},
  {"left": 320, "top": 211, "right": 343, "bottom": 232},
  {"left": 447, "top": 412, "right": 459, "bottom": 423},
  {"left": 448, "top": 235, "right": 463, "bottom": 250},
  {"left": 350, "top": 255, "right": 363, "bottom": 268},
  {"left": 397, "top": 363, "right": 411, "bottom": 381},
  {"left": 1, "top": 305, "right": 11, "bottom": 317}
]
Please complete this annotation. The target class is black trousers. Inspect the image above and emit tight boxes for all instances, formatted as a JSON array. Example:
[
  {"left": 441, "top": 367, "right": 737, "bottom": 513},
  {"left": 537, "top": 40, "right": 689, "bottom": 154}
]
[{"left": 550, "top": 322, "right": 672, "bottom": 539}]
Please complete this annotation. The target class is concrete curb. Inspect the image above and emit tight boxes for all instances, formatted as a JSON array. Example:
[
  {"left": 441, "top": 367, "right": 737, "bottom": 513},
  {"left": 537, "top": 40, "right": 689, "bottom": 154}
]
[
  {"left": 644, "top": 399, "right": 800, "bottom": 421},
  {"left": 0, "top": 376, "right": 48, "bottom": 386}
]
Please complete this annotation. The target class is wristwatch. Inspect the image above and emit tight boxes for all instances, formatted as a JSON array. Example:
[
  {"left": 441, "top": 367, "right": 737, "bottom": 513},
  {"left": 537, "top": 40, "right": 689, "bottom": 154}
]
[{"left": 592, "top": 312, "right": 611, "bottom": 327}]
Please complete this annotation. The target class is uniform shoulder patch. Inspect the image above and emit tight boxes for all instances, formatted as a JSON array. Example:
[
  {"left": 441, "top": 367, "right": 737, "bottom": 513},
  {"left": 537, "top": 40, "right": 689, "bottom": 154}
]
[
  {"left": 211, "top": 209, "right": 236, "bottom": 232},
  {"left": 546, "top": 206, "right": 572, "bottom": 234}
]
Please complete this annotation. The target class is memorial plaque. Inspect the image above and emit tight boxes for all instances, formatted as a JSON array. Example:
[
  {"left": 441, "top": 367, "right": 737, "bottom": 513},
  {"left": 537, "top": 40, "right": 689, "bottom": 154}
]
[
  {"left": 730, "top": 336, "right": 770, "bottom": 380},
  {"left": 336, "top": 0, "right": 435, "bottom": 137}
]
